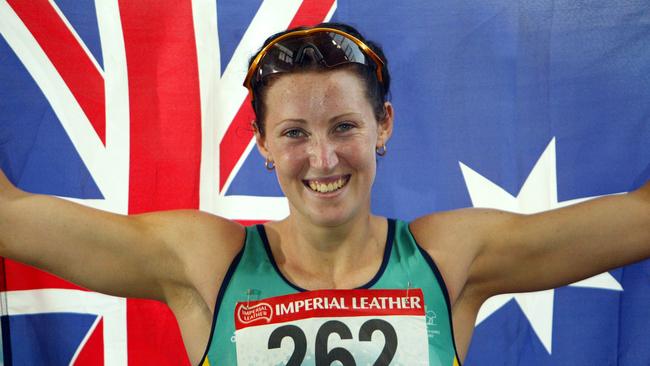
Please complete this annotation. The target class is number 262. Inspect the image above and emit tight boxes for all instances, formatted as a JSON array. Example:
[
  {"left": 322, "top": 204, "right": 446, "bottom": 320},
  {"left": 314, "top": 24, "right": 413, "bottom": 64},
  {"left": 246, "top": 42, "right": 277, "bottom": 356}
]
[{"left": 267, "top": 319, "right": 398, "bottom": 366}]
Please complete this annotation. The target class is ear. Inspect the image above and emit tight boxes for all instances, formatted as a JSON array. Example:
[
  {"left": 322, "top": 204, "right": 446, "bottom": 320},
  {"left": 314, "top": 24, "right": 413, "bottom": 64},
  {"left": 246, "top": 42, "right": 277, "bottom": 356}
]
[
  {"left": 252, "top": 121, "right": 272, "bottom": 161},
  {"left": 376, "top": 101, "right": 394, "bottom": 148}
]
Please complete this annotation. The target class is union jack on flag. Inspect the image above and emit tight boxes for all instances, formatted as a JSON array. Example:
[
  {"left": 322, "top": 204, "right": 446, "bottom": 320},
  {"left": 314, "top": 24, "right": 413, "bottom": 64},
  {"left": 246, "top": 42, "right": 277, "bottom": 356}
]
[{"left": 1, "top": 0, "right": 649, "bottom": 365}]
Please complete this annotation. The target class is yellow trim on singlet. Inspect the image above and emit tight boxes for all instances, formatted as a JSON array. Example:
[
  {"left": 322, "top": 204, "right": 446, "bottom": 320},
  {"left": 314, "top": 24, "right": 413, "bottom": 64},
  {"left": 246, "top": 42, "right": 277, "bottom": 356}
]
[{"left": 453, "top": 356, "right": 460, "bottom": 366}]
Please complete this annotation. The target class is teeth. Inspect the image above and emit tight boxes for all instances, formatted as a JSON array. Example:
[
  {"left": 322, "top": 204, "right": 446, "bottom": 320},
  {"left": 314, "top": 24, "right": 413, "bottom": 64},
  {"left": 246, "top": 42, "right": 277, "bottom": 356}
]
[{"left": 307, "top": 177, "right": 348, "bottom": 193}]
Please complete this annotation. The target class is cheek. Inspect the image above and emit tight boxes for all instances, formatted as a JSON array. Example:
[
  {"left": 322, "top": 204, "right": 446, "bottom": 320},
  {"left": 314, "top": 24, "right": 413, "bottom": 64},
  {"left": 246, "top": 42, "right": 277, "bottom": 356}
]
[
  {"left": 339, "top": 137, "right": 377, "bottom": 169},
  {"left": 275, "top": 144, "right": 309, "bottom": 177}
]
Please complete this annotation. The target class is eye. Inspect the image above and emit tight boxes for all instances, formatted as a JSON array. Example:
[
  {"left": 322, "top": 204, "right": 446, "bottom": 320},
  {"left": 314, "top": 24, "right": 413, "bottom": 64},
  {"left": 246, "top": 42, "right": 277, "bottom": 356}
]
[
  {"left": 283, "top": 128, "right": 306, "bottom": 138},
  {"left": 335, "top": 122, "right": 356, "bottom": 133}
]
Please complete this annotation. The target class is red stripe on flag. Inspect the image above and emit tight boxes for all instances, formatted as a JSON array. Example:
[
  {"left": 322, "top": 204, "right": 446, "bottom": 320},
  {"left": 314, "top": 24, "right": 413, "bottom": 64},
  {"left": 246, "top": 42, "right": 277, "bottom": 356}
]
[
  {"left": 4, "top": 260, "right": 85, "bottom": 291},
  {"left": 218, "top": 0, "right": 336, "bottom": 192},
  {"left": 125, "top": 300, "right": 191, "bottom": 365},
  {"left": 7, "top": 0, "right": 107, "bottom": 144},
  {"left": 122, "top": 0, "right": 202, "bottom": 214},
  {"left": 288, "top": 0, "right": 336, "bottom": 28},
  {"left": 120, "top": 0, "right": 202, "bottom": 364},
  {"left": 74, "top": 317, "right": 105, "bottom": 366}
]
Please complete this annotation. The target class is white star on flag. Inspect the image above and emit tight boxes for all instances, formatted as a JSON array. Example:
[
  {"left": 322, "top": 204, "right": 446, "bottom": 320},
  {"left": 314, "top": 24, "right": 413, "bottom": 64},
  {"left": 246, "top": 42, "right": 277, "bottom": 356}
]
[{"left": 459, "top": 138, "right": 623, "bottom": 354}]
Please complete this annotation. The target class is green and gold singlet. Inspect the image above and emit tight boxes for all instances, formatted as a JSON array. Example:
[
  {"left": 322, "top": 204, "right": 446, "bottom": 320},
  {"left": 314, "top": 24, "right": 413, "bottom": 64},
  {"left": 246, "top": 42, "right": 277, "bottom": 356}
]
[{"left": 200, "top": 219, "right": 461, "bottom": 366}]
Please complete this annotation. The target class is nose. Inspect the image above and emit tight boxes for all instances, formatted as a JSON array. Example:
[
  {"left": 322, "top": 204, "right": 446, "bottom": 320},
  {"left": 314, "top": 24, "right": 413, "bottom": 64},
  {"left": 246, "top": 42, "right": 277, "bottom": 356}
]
[{"left": 308, "top": 138, "right": 339, "bottom": 171}]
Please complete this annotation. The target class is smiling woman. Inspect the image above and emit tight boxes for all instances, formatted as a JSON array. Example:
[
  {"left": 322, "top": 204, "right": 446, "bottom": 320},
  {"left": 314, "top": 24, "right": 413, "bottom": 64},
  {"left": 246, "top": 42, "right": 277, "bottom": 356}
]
[
  {"left": 0, "top": 21, "right": 649, "bottom": 366},
  {"left": 255, "top": 69, "right": 392, "bottom": 228}
]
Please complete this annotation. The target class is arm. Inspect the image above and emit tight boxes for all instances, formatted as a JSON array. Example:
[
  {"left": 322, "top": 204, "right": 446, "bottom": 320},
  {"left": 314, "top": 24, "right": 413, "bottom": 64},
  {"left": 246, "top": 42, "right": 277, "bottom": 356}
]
[
  {"left": 468, "top": 181, "right": 650, "bottom": 297},
  {"left": 414, "top": 181, "right": 650, "bottom": 303},
  {"left": 411, "top": 181, "right": 649, "bottom": 360},
  {"left": 0, "top": 169, "right": 243, "bottom": 303}
]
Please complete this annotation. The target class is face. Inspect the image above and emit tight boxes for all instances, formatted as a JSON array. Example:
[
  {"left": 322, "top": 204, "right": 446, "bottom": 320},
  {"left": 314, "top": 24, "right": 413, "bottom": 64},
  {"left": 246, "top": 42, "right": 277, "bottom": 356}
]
[{"left": 255, "top": 69, "right": 393, "bottom": 227}]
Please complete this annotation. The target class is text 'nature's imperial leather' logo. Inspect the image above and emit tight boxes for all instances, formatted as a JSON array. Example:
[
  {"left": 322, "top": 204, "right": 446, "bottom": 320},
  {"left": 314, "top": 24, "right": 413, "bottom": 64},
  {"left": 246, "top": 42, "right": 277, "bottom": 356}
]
[{"left": 237, "top": 303, "right": 273, "bottom": 324}]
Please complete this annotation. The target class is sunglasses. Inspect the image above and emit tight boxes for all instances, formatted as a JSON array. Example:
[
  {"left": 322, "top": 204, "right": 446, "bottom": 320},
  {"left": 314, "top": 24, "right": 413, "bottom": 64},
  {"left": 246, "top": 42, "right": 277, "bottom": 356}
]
[{"left": 243, "top": 27, "right": 385, "bottom": 98}]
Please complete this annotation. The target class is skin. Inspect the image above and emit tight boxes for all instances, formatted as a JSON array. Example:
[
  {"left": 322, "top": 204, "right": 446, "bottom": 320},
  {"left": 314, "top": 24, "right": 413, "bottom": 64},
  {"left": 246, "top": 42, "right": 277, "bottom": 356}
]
[{"left": 0, "top": 68, "right": 649, "bottom": 365}]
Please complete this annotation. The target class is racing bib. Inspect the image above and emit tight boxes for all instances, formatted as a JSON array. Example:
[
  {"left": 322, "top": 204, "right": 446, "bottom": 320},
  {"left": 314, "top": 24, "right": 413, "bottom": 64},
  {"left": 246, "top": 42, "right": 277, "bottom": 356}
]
[{"left": 234, "top": 289, "right": 429, "bottom": 366}]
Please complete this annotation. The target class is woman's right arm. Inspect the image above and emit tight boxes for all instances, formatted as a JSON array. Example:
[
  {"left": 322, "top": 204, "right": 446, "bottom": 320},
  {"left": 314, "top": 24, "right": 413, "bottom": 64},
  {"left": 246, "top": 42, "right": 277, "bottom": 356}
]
[{"left": 0, "top": 168, "right": 243, "bottom": 303}]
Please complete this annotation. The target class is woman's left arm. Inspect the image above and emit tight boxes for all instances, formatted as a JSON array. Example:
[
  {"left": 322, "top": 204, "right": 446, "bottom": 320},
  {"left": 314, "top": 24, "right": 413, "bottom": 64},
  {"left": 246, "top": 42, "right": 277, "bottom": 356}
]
[{"left": 467, "top": 180, "right": 650, "bottom": 298}]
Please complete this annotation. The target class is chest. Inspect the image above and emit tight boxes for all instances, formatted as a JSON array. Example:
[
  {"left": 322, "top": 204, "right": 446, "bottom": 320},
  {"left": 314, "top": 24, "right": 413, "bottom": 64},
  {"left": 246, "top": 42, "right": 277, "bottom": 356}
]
[{"left": 204, "top": 265, "right": 457, "bottom": 365}]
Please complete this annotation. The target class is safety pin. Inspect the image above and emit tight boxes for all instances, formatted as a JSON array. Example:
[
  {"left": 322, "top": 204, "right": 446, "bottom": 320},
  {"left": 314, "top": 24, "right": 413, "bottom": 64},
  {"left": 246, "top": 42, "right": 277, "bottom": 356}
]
[{"left": 245, "top": 289, "right": 260, "bottom": 307}]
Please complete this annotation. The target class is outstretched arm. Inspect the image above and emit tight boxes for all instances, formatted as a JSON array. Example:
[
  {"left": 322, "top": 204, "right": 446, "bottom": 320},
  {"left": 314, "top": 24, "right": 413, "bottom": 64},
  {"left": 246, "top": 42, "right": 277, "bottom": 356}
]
[
  {"left": 0, "top": 169, "right": 243, "bottom": 302},
  {"left": 468, "top": 180, "right": 650, "bottom": 297},
  {"left": 412, "top": 181, "right": 650, "bottom": 360}
]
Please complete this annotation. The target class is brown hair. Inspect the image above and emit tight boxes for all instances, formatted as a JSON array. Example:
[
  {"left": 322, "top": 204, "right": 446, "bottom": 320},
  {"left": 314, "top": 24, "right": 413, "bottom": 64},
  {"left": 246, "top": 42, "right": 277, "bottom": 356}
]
[{"left": 248, "top": 22, "right": 391, "bottom": 135}]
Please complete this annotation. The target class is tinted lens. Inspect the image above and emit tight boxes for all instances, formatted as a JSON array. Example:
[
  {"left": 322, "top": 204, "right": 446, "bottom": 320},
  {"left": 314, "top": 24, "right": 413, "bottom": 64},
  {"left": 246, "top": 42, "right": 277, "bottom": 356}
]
[{"left": 253, "top": 32, "right": 371, "bottom": 84}]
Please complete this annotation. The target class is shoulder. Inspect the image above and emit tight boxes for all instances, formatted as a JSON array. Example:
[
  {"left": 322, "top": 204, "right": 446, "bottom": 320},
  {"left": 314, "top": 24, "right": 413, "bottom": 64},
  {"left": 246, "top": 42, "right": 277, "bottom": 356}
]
[
  {"left": 410, "top": 208, "right": 517, "bottom": 249},
  {"left": 410, "top": 208, "right": 484, "bottom": 249},
  {"left": 136, "top": 210, "right": 246, "bottom": 304},
  {"left": 136, "top": 209, "right": 245, "bottom": 255},
  {"left": 408, "top": 208, "right": 517, "bottom": 304}
]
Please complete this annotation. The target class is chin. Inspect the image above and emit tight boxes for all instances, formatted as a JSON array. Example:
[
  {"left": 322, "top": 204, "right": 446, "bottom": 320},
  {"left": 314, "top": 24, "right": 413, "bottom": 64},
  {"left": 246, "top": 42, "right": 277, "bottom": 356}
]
[
  {"left": 306, "top": 205, "right": 361, "bottom": 228},
  {"left": 310, "top": 215, "right": 347, "bottom": 228}
]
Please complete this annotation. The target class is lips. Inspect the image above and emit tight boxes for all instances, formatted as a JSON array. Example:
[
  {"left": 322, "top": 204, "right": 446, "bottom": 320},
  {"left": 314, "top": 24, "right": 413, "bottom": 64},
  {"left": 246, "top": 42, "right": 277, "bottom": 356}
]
[{"left": 303, "top": 174, "right": 351, "bottom": 193}]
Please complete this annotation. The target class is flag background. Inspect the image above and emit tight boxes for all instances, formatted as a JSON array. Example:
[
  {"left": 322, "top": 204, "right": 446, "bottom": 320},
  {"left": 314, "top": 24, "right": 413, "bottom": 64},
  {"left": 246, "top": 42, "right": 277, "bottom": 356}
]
[{"left": 1, "top": 0, "right": 649, "bottom": 365}]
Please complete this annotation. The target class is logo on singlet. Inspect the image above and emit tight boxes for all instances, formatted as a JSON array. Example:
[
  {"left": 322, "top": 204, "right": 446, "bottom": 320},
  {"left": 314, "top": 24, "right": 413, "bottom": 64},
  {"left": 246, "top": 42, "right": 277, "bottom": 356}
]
[
  {"left": 425, "top": 306, "right": 441, "bottom": 338},
  {"left": 237, "top": 302, "right": 273, "bottom": 324}
]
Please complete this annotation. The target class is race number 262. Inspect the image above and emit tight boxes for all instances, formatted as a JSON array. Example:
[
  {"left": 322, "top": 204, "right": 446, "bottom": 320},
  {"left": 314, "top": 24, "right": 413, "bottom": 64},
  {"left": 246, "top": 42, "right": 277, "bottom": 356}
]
[{"left": 267, "top": 318, "right": 397, "bottom": 366}]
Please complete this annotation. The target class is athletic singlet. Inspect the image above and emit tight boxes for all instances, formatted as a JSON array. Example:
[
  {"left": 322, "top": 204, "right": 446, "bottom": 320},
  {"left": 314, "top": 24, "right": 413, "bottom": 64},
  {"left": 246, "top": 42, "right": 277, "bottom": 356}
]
[{"left": 200, "top": 219, "right": 461, "bottom": 366}]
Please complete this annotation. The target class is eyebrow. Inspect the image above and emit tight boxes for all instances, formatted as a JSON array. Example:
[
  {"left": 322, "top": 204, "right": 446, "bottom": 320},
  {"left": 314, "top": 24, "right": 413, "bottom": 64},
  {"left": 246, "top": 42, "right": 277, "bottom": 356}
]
[
  {"left": 328, "top": 112, "right": 361, "bottom": 123},
  {"left": 277, "top": 118, "right": 307, "bottom": 125},
  {"left": 277, "top": 113, "right": 361, "bottom": 126}
]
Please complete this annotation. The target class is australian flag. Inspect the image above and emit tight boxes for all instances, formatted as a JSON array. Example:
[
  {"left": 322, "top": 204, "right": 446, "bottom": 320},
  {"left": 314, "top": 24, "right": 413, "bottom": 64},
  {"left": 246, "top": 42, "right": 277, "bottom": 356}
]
[{"left": 1, "top": 0, "right": 649, "bottom": 365}]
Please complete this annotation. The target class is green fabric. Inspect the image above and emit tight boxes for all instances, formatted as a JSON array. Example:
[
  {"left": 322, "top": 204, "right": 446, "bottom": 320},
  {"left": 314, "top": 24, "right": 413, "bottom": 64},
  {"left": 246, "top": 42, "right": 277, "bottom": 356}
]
[{"left": 202, "top": 219, "right": 458, "bottom": 365}]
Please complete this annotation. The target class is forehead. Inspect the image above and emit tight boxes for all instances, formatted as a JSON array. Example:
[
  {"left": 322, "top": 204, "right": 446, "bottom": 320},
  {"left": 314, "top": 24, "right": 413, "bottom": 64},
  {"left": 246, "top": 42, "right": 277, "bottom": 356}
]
[{"left": 263, "top": 69, "right": 372, "bottom": 122}]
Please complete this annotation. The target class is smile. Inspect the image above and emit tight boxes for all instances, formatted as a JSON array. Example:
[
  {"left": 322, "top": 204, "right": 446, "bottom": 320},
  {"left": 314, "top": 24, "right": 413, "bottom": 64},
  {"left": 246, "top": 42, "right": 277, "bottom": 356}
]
[{"left": 303, "top": 175, "right": 351, "bottom": 194}]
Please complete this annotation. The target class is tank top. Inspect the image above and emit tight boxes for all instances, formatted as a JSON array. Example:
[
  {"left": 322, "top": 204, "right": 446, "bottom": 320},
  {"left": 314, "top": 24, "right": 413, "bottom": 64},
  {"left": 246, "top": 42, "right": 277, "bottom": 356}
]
[{"left": 200, "top": 219, "right": 461, "bottom": 366}]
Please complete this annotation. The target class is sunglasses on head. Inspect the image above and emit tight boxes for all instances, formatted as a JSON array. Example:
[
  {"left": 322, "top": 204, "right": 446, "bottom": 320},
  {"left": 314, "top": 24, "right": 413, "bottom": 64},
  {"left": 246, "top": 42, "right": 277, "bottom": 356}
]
[{"left": 243, "top": 27, "right": 385, "bottom": 98}]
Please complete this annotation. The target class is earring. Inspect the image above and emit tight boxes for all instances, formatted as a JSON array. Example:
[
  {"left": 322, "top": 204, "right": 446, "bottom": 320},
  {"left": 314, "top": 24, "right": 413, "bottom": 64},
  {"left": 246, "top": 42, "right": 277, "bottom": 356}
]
[
  {"left": 376, "top": 144, "right": 387, "bottom": 156},
  {"left": 265, "top": 159, "right": 275, "bottom": 170}
]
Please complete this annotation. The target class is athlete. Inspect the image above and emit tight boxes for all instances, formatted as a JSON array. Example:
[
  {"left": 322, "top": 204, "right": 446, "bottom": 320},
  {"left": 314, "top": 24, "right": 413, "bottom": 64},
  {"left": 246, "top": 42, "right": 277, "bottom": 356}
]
[{"left": 0, "top": 22, "right": 649, "bottom": 365}]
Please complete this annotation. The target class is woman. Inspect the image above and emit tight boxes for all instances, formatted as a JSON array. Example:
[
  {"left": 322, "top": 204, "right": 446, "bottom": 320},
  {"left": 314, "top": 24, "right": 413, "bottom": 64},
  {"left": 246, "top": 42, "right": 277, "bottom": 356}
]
[{"left": 0, "top": 22, "right": 648, "bottom": 365}]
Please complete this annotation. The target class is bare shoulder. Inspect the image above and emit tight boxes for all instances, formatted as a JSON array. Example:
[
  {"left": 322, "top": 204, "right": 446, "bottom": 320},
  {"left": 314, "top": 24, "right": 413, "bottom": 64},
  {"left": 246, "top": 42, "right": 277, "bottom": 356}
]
[
  {"left": 409, "top": 208, "right": 515, "bottom": 304},
  {"left": 137, "top": 210, "right": 244, "bottom": 257},
  {"left": 411, "top": 207, "right": 521, "bottom": 247},
  {"left": 410, "top": 208, "right": 509, "bottom": 249},
  {"left": 136, "top": 210, "right": 245, "bottom": 307}
]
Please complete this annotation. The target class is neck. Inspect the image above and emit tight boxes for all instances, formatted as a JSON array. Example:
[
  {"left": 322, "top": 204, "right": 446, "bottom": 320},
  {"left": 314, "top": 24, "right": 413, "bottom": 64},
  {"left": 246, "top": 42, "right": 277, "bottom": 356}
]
[{"left": 269, "top": 212, "right": 387, "bottom": 289}]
